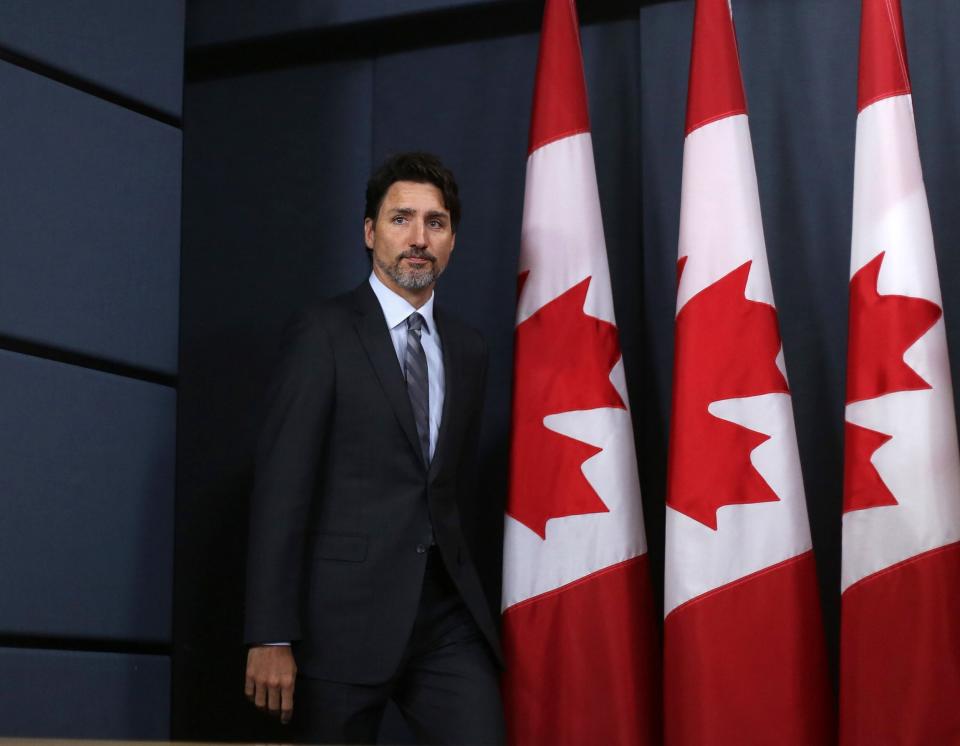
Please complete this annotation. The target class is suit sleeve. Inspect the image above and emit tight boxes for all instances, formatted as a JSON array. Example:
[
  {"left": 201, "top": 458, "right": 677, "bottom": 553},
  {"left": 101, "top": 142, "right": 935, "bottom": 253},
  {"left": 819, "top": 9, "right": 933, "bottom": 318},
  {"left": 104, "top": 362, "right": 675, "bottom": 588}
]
[{"left": 244, "top": 310, "right": 334, "bottom": 645}]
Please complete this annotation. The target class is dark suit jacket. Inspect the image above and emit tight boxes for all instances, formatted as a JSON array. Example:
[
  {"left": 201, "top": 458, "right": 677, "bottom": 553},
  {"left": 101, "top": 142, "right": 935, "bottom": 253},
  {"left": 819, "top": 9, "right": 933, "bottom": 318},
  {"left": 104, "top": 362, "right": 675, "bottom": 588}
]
[{"left": 244, "top": 281, "right": 502, "bottom": 684}]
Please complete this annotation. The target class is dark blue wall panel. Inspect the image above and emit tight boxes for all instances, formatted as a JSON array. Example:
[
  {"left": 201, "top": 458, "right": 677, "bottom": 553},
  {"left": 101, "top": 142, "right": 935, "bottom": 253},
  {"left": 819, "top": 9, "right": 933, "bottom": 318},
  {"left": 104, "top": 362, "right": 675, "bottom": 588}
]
[
  {"left": 188, "top": 0, "right": 507, "bottom": 48},
  {"left": 0, "top": 648, "right": 169, "bottom": 739},
  {"left": 0, "top": 60, "right": 181, "bottom": 375},
  {"left": 0, "top": 1, "right": 184, "bottom": 117},
  {"left": 0, "top": 350, "right": 175, "bottom": 642}
]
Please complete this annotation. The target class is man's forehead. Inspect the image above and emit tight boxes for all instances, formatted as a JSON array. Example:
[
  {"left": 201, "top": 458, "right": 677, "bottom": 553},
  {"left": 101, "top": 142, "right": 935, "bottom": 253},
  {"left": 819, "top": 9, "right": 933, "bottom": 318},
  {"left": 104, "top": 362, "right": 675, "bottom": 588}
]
[{"left": 381, "top": 181, "right": 448, "bottom": 213}]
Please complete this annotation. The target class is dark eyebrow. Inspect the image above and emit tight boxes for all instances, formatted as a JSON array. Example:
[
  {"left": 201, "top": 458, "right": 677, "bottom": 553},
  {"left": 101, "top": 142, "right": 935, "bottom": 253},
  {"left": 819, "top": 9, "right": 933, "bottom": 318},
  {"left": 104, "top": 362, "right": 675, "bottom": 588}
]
[{"left": 388, "top": 207, "right": 449, "bottom": 221}]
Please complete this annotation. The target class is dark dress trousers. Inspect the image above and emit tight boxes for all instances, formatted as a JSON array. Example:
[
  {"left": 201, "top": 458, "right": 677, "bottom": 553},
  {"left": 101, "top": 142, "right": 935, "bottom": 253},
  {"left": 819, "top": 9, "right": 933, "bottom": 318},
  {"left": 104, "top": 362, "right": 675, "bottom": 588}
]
[{"left": 244, "top": 281, "right": 502, "bottom": 687}]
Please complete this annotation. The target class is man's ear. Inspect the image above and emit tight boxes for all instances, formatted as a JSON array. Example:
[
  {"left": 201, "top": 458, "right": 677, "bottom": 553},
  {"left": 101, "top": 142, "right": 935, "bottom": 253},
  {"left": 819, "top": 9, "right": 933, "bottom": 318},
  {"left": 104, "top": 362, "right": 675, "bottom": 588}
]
[{"left": 364, "top": 217, "right": 375, "bottom": 249}]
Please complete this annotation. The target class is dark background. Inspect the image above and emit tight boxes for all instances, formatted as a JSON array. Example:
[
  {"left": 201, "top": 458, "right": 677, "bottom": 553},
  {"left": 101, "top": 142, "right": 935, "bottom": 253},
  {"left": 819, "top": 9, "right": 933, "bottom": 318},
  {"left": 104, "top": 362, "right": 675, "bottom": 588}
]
[
  {"left": 1, "top": 0, "right": 959, "bottom": 740},
  {"left": 0, "top": 0, "right": 182, "bottom": 739}
]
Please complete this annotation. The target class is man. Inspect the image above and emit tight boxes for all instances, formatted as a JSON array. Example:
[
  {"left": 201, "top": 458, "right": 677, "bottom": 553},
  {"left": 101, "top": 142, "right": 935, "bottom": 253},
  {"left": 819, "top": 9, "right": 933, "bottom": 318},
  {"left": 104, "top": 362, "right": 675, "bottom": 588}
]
[{"left": 243, "top": 152, "right": 504, "bottom": 744}]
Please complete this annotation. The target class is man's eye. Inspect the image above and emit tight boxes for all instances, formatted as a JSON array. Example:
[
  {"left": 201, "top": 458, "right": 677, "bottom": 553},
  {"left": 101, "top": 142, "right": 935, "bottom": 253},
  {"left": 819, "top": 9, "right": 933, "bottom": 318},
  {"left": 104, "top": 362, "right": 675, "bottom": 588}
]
[
  {"left": 429, "top": 220, "right": 444, "bottom": 228},
  {"left": 392, "top": 215, "right": 406, "bottom": 224}
]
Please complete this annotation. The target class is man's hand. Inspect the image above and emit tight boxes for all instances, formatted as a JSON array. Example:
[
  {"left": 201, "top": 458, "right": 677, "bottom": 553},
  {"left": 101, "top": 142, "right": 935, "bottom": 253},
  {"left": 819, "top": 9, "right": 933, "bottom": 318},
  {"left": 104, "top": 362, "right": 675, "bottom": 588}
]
[{"left": 245, "top": 644, "right": 297, "bottom": 724}]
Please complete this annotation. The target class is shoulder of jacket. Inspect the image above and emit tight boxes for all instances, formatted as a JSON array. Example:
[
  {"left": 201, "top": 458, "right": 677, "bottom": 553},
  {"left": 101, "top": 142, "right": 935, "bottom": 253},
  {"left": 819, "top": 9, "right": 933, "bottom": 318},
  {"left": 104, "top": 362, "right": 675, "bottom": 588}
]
[
  {"left": 437, "top": 305, "right": 486, "bottom": 356},
  {"left": 278, "top": 295, "right": 352, "bottom": 355},
  {"left": 292, "top": 286, "right": 363, "bottom": 326}
]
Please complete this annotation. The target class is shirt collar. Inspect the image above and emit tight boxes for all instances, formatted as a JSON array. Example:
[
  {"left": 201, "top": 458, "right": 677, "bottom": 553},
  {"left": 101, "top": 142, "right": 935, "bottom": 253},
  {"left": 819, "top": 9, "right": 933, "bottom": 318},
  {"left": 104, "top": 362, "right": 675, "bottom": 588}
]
[{"left": 368, "top": 270, "right": 437, "bottom": 336}]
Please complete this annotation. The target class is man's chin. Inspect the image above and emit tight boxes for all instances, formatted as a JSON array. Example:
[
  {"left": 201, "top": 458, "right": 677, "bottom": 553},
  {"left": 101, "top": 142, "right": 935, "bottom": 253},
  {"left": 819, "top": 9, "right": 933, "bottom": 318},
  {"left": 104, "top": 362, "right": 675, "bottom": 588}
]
[
  {"left": 401, "top": 277, "right": 436, "bottom": 291},
  {"left": 395, "top": 268, "right": 438, "bottom": 290}
]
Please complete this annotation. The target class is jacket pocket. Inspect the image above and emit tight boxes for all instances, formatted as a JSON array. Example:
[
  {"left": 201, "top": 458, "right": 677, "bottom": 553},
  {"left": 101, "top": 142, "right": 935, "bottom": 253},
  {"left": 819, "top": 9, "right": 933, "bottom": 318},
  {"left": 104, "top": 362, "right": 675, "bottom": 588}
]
[{"left": 311, "top": 533, "right": 368, "bottom": 562}]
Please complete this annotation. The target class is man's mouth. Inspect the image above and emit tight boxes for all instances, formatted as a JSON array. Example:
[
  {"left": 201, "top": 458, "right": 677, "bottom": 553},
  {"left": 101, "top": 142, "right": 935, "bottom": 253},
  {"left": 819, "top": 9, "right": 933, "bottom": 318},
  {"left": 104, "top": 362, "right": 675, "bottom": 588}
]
[{"left": 400, "top": 253, "right": 435, "bottom": 267}]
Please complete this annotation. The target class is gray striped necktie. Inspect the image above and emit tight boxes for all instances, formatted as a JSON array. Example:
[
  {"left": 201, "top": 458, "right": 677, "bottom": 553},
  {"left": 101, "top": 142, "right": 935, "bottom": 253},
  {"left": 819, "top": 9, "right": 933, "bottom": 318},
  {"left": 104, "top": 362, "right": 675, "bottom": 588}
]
[{"left": 405, "top": 312, "right": 430, "bottom": 465}]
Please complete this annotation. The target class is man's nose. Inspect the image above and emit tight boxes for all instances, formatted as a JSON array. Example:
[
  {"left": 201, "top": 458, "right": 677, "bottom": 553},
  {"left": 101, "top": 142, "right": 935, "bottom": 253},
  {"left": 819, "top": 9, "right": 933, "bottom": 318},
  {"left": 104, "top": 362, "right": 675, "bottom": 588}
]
[{"left": 409, "top": 219, "right": 427, "bottom": 247}]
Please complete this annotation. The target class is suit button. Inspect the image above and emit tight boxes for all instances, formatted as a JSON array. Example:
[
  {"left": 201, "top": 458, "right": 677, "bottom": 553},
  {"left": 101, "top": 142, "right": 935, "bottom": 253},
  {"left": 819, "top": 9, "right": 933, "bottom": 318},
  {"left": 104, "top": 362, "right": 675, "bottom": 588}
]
[{"left": 416, "top": 544, "right": 427, "bottom": 554}]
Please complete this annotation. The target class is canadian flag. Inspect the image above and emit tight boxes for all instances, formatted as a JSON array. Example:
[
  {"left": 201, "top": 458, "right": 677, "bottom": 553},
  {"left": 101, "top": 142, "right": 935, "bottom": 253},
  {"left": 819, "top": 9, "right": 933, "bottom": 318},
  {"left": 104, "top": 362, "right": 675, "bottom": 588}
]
[
  {"left": 663, "top": 0, "right": 832, "bottom": 743},
  {"left": 500, "top": 0, "right": 658, "bottom": 743},
  {"left": 840, "top": 0, "right": 960, "bottom": 742}
]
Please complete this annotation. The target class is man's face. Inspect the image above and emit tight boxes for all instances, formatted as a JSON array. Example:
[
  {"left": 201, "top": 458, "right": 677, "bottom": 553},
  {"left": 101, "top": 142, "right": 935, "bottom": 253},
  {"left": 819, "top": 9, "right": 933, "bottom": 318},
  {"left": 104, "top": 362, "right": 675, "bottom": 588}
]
[{"left": 364, "top": 180, "right": 456, "bottom": 299}]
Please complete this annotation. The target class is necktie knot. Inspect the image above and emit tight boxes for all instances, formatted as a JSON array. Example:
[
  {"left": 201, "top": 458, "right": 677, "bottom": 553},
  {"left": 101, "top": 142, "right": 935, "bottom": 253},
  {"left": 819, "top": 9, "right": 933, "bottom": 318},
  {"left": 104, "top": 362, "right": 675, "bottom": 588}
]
[{"left": 407, "top": 312, "right": 425, "bottom": 335}]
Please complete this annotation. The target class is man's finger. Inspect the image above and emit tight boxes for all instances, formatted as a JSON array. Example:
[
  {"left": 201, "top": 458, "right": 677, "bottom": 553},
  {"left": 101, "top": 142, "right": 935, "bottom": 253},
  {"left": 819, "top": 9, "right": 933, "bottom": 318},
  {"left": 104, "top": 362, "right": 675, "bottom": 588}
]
[
  {"left": 244, "top": 674, "right": 255, "bottom": 700},
  {"left": 267, "top": 681, "right": 281, "bottom": 713},
  {"left": 280, "top": 680, "right": 295, "bottom": 724},
  {"left": 254, "top": 679, "right": 268, "bottom": 709}
]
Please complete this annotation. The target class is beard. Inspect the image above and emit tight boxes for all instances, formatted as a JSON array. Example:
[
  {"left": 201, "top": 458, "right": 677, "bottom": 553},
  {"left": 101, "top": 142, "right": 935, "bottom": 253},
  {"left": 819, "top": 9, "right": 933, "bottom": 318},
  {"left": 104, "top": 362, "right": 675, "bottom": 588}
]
[{"left": 375, "top": 248, "right": 443, "bottom": 290}]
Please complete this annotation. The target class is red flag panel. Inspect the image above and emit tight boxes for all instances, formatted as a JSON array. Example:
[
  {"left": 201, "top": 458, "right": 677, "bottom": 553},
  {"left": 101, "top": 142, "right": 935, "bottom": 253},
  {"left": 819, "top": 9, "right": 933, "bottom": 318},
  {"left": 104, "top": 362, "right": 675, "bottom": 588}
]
[
  {"left": 841, "top": 542, "right": 960, "bottom": 744},
  {"left": 527, "top": 0, "right": 590, "bottom": 153},
  {"left": 502, "top": 556, "right": 660, "bottom": 746},
  {"left": 664, "top": 552, "right": 834, "bottom": 745},
  {"left": 685, "top": 0, "right": 747, "bottom": 134},
  {"left": 857, "top": 0, "right": 911, "bottom": 111}
]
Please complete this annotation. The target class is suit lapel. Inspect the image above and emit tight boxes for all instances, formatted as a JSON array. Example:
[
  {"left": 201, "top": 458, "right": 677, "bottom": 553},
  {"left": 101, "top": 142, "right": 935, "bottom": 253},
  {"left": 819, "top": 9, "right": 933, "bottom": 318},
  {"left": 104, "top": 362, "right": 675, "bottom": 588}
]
[
  {"left": 429, "top": 308, "right": 458, "bottom": 479},
  {"left": 351, "top": 283, "right": 424, "bottom": 464}
]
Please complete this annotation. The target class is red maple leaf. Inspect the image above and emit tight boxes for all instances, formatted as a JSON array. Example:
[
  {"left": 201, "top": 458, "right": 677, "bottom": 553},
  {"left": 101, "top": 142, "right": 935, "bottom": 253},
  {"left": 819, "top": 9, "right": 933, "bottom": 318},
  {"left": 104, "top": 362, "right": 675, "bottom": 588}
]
[
  {"left": 667, "top": 260, "right": 789, "bottom": 530},
  {"left": 507, "top": 275, "right": 625, "bottom": 539},
  {"left": 843, "top": 251, "right": 941, "bottom": 515},
  {"left": 846, "top": 251, "right": 942, "bottom": 405},
  {"left": 843, "top": 421, "right": 896, "bottom": 514}
]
